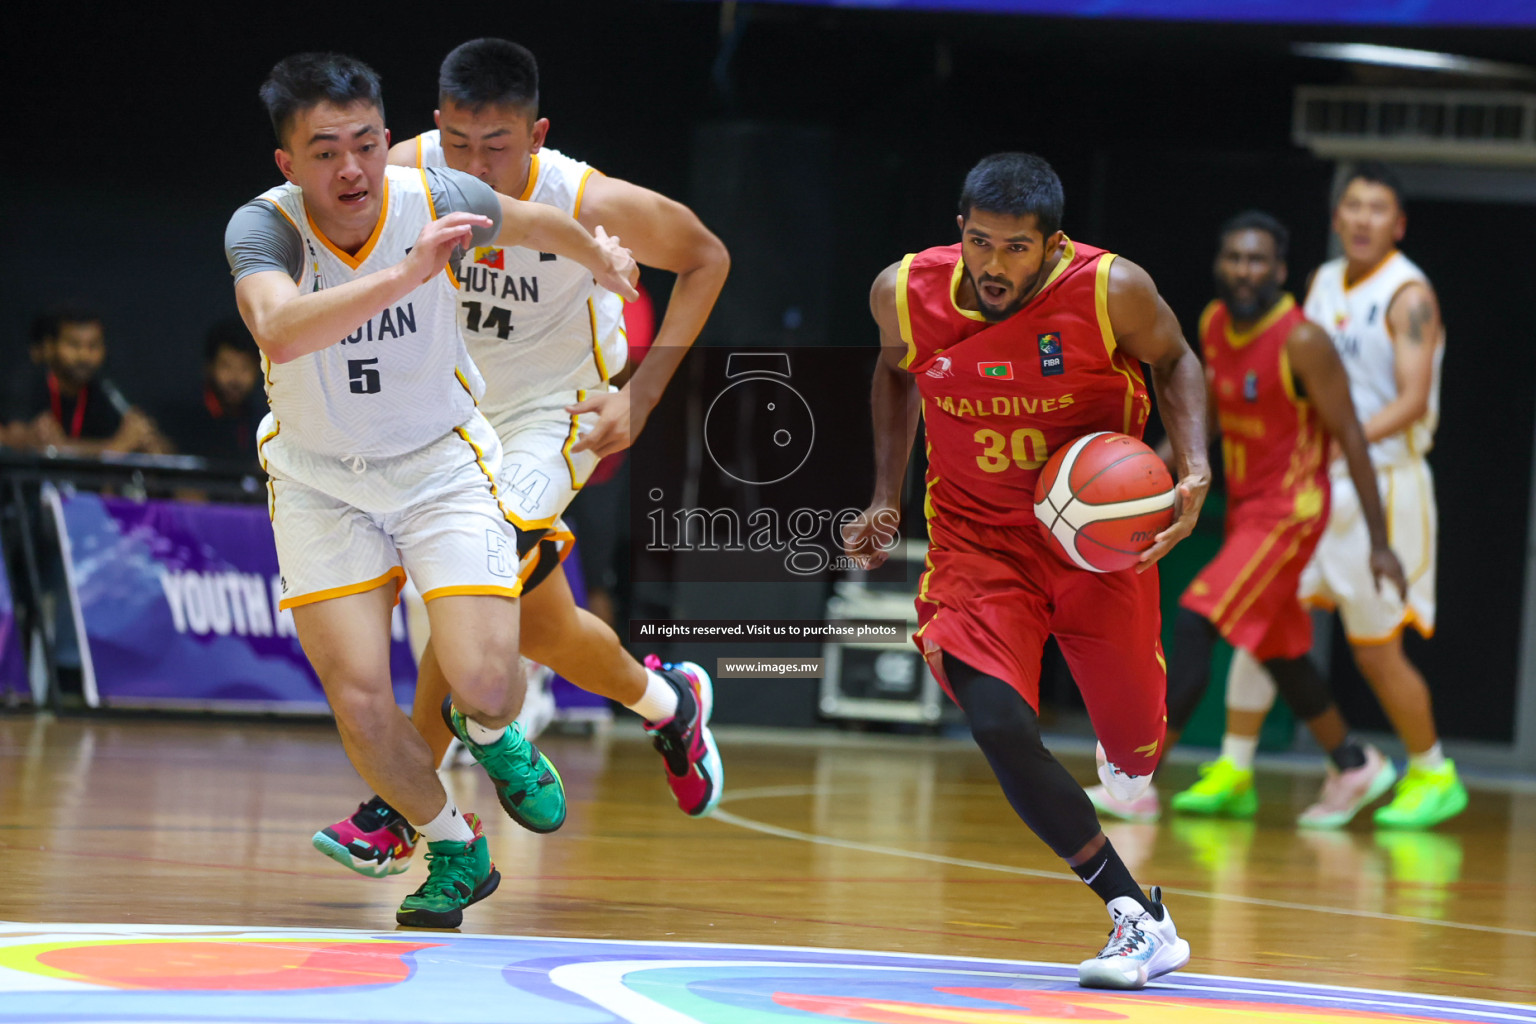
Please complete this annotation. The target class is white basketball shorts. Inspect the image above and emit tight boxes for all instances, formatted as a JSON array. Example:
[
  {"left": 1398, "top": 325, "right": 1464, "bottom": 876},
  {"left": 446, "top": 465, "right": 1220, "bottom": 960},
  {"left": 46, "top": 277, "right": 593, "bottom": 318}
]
[
  {"left": 1299, "top": 459, "right": 1437, "bottom": 644},
  {"left": 482, "top": 387, "right": 613, "bottom": 588},
  {"left": 259, "top": 411, "right": 530, "bottom": 610}
]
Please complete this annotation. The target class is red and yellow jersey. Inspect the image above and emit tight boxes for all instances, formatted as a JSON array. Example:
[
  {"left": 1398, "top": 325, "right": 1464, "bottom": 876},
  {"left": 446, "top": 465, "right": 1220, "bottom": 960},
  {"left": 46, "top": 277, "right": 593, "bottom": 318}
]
[
  {"left": 898, "top": 239, "right": 1151, "bottom": 526},
  {"left": 1198, "top": 295, "right": 1327, "bottom": 515}
]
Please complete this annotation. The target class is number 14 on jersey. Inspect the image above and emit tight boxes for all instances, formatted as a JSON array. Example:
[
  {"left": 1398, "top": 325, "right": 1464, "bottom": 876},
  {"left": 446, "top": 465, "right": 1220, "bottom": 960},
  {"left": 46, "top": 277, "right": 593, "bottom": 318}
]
[{"left": 463, "top": 301, "right": 514, "bottom": 340}]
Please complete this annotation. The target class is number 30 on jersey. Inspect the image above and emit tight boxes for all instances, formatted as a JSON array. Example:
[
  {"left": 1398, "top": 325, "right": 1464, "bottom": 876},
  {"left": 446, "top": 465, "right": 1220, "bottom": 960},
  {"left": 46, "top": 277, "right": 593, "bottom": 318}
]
[{"left": 974, "top": 427, "right": 1048, "bottom": 472}]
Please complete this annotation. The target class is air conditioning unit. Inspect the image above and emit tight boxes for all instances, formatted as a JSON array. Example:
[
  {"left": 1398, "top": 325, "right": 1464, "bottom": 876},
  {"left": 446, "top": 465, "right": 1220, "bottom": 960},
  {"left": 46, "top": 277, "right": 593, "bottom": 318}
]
[{"left": 1293, "top": 87, "right": 1536, "bottom": 165}]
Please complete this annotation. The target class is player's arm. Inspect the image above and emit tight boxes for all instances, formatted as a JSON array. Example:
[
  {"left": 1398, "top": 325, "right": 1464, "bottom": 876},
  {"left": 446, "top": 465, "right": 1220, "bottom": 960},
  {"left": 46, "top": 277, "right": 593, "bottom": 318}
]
[
  {"left": 1154, "top": 350, "right": 1218, "bottom": 468},
  {"left": 492, "top": 193, "right": 638, "bottom": 302},
  {"left": 567, "top": 174, "right": 730, "bottom": 458},
  {"left": 386, "top": 137, "right": 418, "bottom": 168},
  {"left": 1105, "top": 257, "right": 1211, "bottom": 571},
  {"left": 1365, "top": 281, "right": 1441, "bottom": 444},
  {"left": 843, "top": 260, "right": 919, "bottom": 570},
  {"left": 229, "top": 204, "right": 490, "bottom": 365},
  {"left": 1285, "top": 322, "right": 1408, "bottom": 599}
]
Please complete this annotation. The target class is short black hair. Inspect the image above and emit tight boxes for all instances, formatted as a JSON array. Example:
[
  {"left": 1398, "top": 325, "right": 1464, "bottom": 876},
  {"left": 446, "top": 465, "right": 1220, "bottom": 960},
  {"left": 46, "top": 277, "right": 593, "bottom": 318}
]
[
  {"left": 958, "top": 153, "right": 1065, "bottom": 237},
  {"left": 34, "top": 305, "right": 102, "bottom": 343},
  {"left": 439, "top": 38, "right": 539, "bottom": 116},
  {"left": 1339, "top": 160, "right": 1405, "bottom": 211},
  {"left": 1218, "top": 210, "right": 1290, "bottom": 263},
  {"left": 204, "top": 317, "right": 260, "bottom": 365},
  {"left": 260, "top": 52, "right": 384, "bottom": 147}
]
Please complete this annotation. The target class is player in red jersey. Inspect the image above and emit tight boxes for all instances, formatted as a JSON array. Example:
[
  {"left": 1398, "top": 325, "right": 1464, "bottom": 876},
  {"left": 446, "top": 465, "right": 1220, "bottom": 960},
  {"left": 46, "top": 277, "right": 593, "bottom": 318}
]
[
  {"left": 843, "top": 153, "right": 1209, "bottom": 990},
  {"left": 1087, "top": 212, "right": 1406, "bottom": 827}
]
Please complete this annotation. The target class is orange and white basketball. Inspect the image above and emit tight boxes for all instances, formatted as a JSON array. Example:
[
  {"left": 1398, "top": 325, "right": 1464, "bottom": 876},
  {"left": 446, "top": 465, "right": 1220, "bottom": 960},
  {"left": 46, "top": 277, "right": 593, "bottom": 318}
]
[{"left": 1032, "top": 432, "right": 1175, "bottom": 573}]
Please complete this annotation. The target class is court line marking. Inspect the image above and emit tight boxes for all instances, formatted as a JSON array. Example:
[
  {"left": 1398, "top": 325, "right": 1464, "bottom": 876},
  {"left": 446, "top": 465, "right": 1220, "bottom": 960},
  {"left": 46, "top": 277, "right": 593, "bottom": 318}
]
[
  {"left": 2, "top": 924, "right": 1531, "bottom": 1020},
  {"left": 548, "top": 957, "right": 1536, "bottom": 1024},
  {"left": 712, "top": 786, "right": 1536, "bottom": 941}
]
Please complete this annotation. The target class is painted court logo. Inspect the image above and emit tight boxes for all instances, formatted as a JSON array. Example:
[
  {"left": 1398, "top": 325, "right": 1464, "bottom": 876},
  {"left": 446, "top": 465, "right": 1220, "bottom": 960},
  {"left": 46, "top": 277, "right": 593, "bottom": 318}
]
[
  {"left": 1038, "top": 333, "right": 1065, "bottom": 377},
  {"left": 978, "top": 361, "right": 1013, "bottom": 380},
  {"left": 2, "top": 926, "right": 1530, "bottom": 1023}
]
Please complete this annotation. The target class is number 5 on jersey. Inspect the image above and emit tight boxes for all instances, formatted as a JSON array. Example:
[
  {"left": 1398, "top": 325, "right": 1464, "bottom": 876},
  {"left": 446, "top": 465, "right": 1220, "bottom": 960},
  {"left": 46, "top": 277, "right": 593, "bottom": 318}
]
[{"left": 348, "top": 358, "right": 381, "bottom": 395}]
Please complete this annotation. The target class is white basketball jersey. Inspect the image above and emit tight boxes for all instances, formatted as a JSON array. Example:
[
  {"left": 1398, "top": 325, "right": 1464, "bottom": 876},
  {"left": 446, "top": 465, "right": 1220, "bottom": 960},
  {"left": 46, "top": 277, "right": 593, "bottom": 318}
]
[
  {"left": 1304, "top": 251, "right": 1443, "bottom": 468},
  {"left": 415, "top": 131, "right": 626, "bottom": 417},
  {"left": 255, "top": 166, "right": 485, "bottom": 459}
]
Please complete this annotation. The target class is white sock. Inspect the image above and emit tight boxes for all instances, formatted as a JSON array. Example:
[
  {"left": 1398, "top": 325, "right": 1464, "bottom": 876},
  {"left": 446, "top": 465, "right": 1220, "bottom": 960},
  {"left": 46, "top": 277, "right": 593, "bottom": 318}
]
[
  {"left": 626, "top": 669, "right": 680, "bottom": 723},
  {"left": 464, "top": 715, "right": 508, "bottom": 745},
  {"left": 1409, "top": 741, "right": 1446, "bottom": 772},
  {"left": 413, "top": 798, "right": 474, "bottom": 844},
  {"left": 1219, "top": 733, "right": 1259, "bottom": 771}
]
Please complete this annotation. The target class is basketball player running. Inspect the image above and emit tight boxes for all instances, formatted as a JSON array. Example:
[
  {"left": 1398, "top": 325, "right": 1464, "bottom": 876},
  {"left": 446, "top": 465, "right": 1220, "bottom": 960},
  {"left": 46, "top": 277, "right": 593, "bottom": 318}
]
[
  {"left": 226, "top": 53, "right": 636, "bottom": 927},
  {"left": 843, "top": 154, "right": 1208, "bottom": 990},
  {"left": 1202, "top": 164, "right": 1465, "bottom": 829},
  {"left": 1086, "top": 212, "right": 1407, "bottom": 827},
  {"left": 313, "top": 38, "right": 730, "bottom": 879}
]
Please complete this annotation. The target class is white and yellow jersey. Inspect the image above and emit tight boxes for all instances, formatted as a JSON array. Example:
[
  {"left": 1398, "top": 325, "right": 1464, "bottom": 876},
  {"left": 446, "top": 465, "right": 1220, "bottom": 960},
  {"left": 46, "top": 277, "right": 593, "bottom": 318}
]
[
  {"left": 249, "top": 165, "right": 485, "bottom": 460},
  {"left": 414, "top": 131, "right": 626, "bottom": 419},
  {"left": 1304, "top": 251, "right": 1444, "bottom": 470}
]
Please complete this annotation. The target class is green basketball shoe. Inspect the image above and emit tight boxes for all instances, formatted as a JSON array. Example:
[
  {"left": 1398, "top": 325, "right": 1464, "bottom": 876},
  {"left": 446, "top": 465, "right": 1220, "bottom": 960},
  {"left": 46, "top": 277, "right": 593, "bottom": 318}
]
[
  {"left": 395, "top": 813, "right": 500, "bottom": 929},
  {"left": 1373, "top": 760, "right": 1468, "bottom": 829},
  {"left": 443, "top": 700, "right": 567, "bottom": 833},
  {"left": 1169, "top": 757, "right": 1258, "bottom": 818}
]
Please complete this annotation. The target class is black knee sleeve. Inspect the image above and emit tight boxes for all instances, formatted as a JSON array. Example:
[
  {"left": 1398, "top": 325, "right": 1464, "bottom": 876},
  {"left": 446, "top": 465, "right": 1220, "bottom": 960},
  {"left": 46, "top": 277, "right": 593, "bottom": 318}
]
[
  {"left": 1263, "top": 654, "right": 1332, "bottom": 721},
  {"left": 945, "top": 654, "right": 1101, "bottom": 859},
  {"left": 1165, "top": 609, "right": 1218, "bottom": 733}
]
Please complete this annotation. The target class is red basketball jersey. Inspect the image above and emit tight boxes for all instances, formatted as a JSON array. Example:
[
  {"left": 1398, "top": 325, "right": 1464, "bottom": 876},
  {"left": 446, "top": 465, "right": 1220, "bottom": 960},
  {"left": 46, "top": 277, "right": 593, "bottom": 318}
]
[
  {"left": 899, "top": 240, "right": 1152, "bottom": 526},
  {"left": 1198, "top": 295, "right": 1327, "bottom": 513}
]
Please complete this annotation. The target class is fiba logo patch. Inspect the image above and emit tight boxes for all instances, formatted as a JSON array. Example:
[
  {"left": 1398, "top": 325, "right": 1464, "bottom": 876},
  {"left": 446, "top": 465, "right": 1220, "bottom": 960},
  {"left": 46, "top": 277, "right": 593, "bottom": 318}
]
[
  {"left": 485, "top": 530, "right": 516, "bottom": 578},
  {"left": 1037, "top": 333, "right": 1064, "bottom": 377}
]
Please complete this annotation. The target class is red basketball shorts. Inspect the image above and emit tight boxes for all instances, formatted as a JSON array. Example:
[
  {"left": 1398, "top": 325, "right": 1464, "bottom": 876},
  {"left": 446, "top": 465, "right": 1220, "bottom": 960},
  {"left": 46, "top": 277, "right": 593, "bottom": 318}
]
[
  {"left": 1180, "top": 492, "right": 1328, "bottom": 662},
  {"left": 914, "top": 511, "right": 1168, "bottom": 775}
]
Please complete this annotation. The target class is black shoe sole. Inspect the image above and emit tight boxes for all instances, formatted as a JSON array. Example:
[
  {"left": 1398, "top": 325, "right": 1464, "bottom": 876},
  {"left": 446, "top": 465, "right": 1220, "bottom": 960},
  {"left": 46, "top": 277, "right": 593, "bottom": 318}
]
[
  {"left": 395, "top": 867, "right": 501, "bottom": 929},
  {"left": 493, "top": 778, "right": 567, "bottom": 834}
]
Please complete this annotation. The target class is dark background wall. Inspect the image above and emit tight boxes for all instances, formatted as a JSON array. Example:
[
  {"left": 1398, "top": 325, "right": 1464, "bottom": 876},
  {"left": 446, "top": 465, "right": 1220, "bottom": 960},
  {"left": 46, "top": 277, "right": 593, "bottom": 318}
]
[{"left": 3, "top": 1, "right": 1533, "bottom": 738}]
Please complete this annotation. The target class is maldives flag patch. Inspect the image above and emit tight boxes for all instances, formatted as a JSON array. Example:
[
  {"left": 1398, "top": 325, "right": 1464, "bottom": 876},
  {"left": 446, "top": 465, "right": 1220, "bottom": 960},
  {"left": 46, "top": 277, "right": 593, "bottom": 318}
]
[{"left": 978, "top": 361, "right": 1013, "bottom": 379}]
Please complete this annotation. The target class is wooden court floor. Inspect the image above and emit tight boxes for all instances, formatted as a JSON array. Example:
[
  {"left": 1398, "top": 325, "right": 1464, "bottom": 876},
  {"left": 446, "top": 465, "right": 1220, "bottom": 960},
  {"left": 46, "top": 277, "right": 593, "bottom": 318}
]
[{"left": 0, "top": 712, "right": 1532, "bottom": 1006}]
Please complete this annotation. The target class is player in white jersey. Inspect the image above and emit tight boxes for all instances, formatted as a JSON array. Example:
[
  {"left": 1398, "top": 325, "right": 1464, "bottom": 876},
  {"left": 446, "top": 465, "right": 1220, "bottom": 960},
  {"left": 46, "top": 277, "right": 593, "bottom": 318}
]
[
  {"left": 1197, "top": 163, "right": 1465, "bottom": 830},
  {"left": 311, "top": 39, "right": 730, "bottom": 879},
  {"left": 226, "top": 53, "right": 637, "bottom": 926}
]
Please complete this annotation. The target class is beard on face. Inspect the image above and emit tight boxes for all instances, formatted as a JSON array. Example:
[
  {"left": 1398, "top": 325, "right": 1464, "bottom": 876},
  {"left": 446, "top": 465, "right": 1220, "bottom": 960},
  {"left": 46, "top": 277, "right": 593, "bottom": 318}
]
[
  {"left": 53, "top": 358, "right": 98, "bottom": 388},
  {"left": 1216, "top": 276, "right": 1281, "bottom": 322},
  {"left": 968, "top": 265, "right": 1044, "bottom": 323}
]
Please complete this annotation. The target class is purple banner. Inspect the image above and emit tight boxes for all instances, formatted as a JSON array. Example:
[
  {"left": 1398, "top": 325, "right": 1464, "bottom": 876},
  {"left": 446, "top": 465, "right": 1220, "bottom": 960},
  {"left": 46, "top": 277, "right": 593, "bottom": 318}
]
[
  {"left": 46, "top": 488, "right": 416, "bottom": 711},
  {"left": 0, "top": 552, "right": 24, "bottom": 700}
]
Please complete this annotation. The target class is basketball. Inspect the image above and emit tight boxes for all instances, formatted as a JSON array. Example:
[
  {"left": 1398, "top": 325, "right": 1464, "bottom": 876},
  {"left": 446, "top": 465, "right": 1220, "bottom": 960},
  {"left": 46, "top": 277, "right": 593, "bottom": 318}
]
[{"left": 1032, "top": 432, "right": 1176, "bottom": 573}]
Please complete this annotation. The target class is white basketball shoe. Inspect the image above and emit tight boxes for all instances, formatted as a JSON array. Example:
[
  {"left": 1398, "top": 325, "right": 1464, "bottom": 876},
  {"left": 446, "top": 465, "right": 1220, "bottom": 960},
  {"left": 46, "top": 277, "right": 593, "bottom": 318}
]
[
  {"left": 1096, "top": 742, "right": 1154, "bottom": 804},
  {"left": 1078, "top": 886, "right": 1191, "bottom": 989},
  {"left": 1086, "top": 783, "right": 1162, "bottom": 823},
  {"left": 515, "top": 660, "right": 559, "bottom": 741}
]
